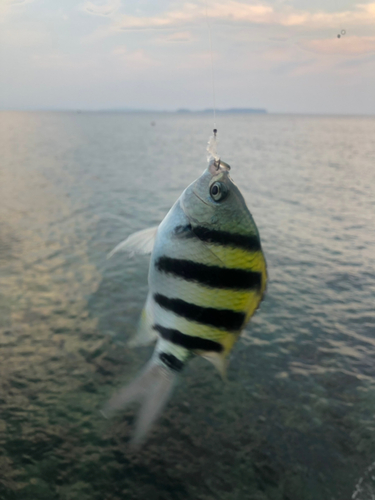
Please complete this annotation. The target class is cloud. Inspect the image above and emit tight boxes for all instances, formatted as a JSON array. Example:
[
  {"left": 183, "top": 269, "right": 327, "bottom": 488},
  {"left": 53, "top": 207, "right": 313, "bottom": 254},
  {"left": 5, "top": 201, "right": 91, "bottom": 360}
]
[
  {"left": 81, "top": 0, "right": 121, "bottom": 17},
  {"left": 301, "top": 36, "right": 375, "bottom": 56},
  {"left": 5, "top": 0, "right": 33, "bottom": 4},
  {"left": 1, "top": 27, "right": 48, "bottom": 47},
  {"left": 0, "top": 0, "right": 34, "bottom": 19},
  {"left": 31, "top": 53, "right": 95, "bottom": 70},
  {"left": 272, "top": 59, "right": 315, "bottom": 76},
  {"left": 112, "top": 1, "right": 375, "bottom": 31},
  {"left": 115, "top": 2, "right": 273, "bottom": 30},
  {"left": 268, "top": 36, "right": 289, "bottom": 42},
  {"left": 111, "top": 46, "right": 156, "bottom": 70},
  {"left": 31, "top": 53, "right": 72, "bottom": 68},
  {"left": 157, "top": 31, "right": 193, "bottom": 43}
]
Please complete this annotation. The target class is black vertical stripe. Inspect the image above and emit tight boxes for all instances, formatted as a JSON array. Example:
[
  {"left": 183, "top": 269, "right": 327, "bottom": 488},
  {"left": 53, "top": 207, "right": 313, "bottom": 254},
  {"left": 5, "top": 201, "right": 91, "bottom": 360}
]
[
  {"left": 158, "top": 352, "right": 184, "bottom": 372},
  {"left": 193, "top": 226, "right": 261, "bottom": 251},
  {"left": 155, "top": 256, "right": 262, "bottom": 290},
  {"left": 154, "top": 324, "right": 223, "bottom": 353},
  {"left": 154, "top": 293, "right": 245, "bottom": 331}
]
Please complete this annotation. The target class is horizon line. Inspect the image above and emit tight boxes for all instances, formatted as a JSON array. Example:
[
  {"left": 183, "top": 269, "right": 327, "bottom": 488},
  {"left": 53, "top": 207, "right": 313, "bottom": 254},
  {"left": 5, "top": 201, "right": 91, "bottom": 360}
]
[{"left": 1, "top": 108, "right": 374, "bottom": 117}]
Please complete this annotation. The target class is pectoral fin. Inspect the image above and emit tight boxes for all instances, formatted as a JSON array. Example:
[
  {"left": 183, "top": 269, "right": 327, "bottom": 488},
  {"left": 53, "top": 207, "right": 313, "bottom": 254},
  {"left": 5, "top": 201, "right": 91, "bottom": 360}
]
[{"left": 108, "top": 226, "right": 159, "bottom": 258}]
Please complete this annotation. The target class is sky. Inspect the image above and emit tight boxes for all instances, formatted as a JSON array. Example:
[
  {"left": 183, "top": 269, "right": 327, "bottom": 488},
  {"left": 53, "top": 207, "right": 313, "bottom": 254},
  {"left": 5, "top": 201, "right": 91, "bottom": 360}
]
[{"left": 0, "top": 0, "right": 374, "bottom": 114}]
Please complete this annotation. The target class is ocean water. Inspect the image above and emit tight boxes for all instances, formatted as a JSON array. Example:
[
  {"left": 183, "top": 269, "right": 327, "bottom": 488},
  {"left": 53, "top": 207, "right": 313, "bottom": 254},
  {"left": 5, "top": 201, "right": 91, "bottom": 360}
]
[{"left": 0, "top": 111, "right": 374, "bottom": 500}]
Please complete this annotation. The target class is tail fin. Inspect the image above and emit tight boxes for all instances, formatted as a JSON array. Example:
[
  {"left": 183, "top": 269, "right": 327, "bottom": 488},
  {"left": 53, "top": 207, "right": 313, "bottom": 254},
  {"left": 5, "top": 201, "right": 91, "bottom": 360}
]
[{"left": 102, "top": 362, "right": 176, "bottom": 446}]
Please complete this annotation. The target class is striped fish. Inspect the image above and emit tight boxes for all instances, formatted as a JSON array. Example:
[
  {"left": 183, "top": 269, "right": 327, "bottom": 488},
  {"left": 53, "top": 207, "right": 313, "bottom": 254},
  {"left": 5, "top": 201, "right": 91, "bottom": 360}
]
[{"left": 104, "top": 159, "right": 267, "bottom": 445}]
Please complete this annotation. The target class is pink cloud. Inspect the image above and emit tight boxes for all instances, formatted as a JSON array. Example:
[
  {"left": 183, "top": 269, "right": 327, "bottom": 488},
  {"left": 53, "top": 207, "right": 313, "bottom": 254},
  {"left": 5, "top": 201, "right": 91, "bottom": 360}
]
[
  {"left": 301, "top": 36, "right": 375, "bottom": 56},
  {"left": 114, "top": 1, "right": 375, "bottom": 31}
]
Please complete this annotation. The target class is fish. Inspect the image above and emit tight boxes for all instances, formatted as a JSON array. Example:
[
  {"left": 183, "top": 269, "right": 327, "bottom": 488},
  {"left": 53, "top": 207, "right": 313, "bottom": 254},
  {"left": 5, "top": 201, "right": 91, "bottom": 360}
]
[{"left": 103, "top": 158, "right": 267, "bottom": 445}]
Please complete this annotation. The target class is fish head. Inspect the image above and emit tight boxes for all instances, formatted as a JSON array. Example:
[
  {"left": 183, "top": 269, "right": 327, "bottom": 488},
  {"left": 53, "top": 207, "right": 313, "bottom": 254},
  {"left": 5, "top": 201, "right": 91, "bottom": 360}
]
[{"left": 181, "top": 159, "right": 258, "bottom": 235}]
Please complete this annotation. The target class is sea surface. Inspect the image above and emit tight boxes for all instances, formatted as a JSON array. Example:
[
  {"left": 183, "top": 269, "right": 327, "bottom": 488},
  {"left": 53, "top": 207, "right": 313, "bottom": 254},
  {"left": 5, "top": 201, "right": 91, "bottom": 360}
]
[{"left": 0, "top": 111, "right": 374, "bottom": 500}]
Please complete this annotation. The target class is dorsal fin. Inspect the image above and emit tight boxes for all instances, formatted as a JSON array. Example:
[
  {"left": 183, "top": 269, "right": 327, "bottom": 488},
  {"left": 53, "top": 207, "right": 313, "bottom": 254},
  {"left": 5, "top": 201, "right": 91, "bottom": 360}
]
[{"left": 107, "top": 226, "right": 158, "bottom": 258}]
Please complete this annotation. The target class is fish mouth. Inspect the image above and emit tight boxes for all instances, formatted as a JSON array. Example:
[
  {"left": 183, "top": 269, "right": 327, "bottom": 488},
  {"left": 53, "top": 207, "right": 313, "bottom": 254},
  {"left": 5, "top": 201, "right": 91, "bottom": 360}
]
[
  {"left": 180, "top": 191, "right": 212, "bottom": 225},
  {"left": 193, "top": 190, "right": 211, "bottom": 206}
]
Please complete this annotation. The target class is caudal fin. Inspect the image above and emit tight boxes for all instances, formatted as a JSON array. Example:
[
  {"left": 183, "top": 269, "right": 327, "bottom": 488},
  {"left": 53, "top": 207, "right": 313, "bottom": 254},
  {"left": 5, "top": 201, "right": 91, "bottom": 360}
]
[{"left": 102, "top": 362, "right": 176, "bottom": 446}]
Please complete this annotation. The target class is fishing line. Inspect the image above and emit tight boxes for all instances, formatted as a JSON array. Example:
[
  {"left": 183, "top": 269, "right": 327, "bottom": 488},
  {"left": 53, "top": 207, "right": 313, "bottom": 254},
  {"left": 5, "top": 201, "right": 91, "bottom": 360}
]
[
  {"left": 336, "top": 0, "right": 346, "bottom": 38},
  {"left": 205, "top": 0, "right": 217, "bottom": 130},
  {"left": 205, "top": 0, "right": 219, "bottom": 161}
]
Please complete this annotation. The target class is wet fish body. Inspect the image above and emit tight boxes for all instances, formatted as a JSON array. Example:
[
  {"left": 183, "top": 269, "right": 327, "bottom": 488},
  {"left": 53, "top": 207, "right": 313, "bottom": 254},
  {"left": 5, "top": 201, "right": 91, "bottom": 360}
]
[{"left": 105, "top": 159, "right": 267, "bottom": 444}]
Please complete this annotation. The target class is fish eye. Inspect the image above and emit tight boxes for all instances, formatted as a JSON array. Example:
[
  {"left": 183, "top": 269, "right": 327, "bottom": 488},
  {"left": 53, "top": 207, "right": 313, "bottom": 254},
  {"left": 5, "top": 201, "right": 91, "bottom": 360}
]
[{"left": 210, "top": 181, "right": 228, "bottom": 202}]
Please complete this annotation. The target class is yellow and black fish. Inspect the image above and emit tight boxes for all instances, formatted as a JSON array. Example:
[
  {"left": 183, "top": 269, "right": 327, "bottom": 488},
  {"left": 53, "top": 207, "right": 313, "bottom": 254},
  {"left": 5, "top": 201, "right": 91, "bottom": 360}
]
[{"left": 104, "top": 159, "right": 267, "bottom": 444}]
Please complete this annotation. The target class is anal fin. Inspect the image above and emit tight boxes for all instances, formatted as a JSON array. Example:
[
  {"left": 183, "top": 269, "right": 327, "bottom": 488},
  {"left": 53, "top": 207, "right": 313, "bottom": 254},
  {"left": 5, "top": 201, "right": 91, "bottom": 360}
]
[
  {"left": 202, "top": 352, "right": 228, "bottom": 381},
  {"left": 128, "top": 299, "right": 157, "bottom": 348}
]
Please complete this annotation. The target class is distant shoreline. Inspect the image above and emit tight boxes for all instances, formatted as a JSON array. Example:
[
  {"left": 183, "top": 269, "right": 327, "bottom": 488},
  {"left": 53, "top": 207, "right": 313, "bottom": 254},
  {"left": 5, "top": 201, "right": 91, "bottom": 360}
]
[
  {"left": 2, "top": 109, "right": 375, "bottom": 117},
  {"left": 0, "top": 108, "right": 267, "bottom": 114},
  {"left": 176, "top": 108, "right": 267, "bottom": 114}
]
